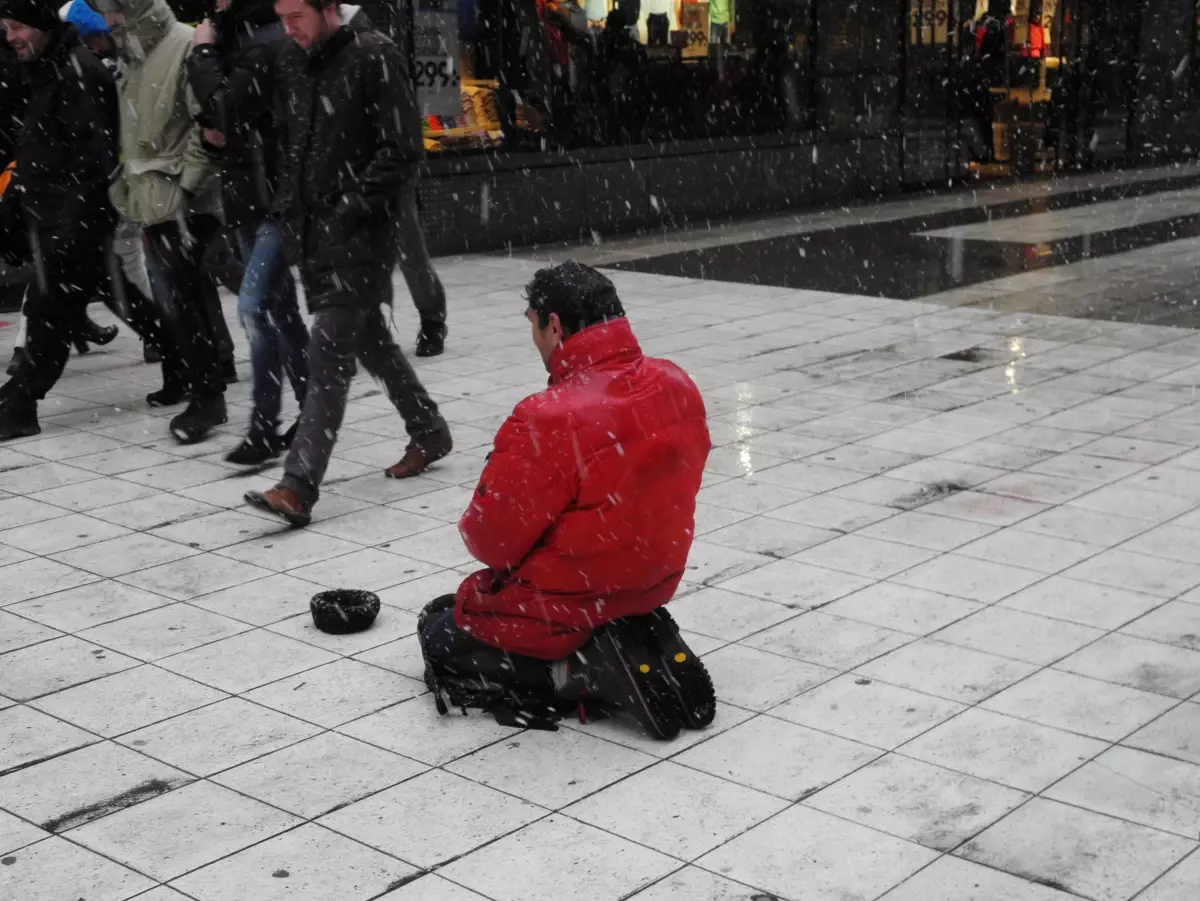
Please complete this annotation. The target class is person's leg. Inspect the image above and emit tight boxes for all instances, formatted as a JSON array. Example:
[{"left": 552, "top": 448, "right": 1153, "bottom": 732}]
[
  {"left": 419, "top": 598, "right": 555, "bottom": 694},
  {"left": 354, "top": 297, "right": 452, "bottom": 478},
  {"left": 233, "top": 222, "right": 285, "bottom": 446},
  {"left": 272, "top": 303, "right": 365, "bottom": 511},
  {"left": 144, "top": 216, "right": 227, "bottom": 441},
  {"left": 394, "top": 182, "right": 447, "bottom": 357},
  {"left": 252, "top": 219, "right": 308, "bottom": 413}
]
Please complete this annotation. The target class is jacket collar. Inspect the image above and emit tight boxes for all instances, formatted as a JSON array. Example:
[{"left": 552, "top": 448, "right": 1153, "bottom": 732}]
[
  {"left": 548, "top": 317, "right": 642, "bottom": 385},
  {"left": 307, "top": 24, "right": 354, "bottom": 66}
]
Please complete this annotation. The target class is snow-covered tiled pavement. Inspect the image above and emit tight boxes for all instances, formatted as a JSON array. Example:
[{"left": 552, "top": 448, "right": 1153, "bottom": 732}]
[{"left": 1, "top": 257, "right": 1199, "bottom": 901}]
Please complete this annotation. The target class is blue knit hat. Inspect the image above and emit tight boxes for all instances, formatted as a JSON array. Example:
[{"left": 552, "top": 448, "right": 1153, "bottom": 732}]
[{"left": 63, "top": 0, "right": 108, "bottom": 36}]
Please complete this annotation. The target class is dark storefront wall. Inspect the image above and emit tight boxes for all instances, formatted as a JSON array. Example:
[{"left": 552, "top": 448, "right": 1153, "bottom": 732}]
[{"left": 398, "top": 0, "right": 1197, "bottom": 253}]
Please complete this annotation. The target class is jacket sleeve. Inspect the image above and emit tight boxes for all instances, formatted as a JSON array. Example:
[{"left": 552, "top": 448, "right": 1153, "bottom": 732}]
[
  {"left": 186, "top": 46, "right": 225, "bottom": 131},
  {"left": 459, "top": 407, "right": 576, "bottom": 573},
  {"left": 178, "top": 78, "right": 216, "bottom": 196},
  {"left": 352, "top": 38, "right": 423, "bottom": 215}
]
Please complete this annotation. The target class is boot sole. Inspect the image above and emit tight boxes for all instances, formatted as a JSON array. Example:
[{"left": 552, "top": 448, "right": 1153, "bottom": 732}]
[
  {"left": 244, "top": 490, "right": 311, "bottom": 527},
  {"left": 171, "top": 415, "right": 229, "bottom": 445},
  {"left": 649, "top": 611, "right": 717, "bottom": 730},
  {"left": 0, "top": 423, "right": 40, "bottom": 441},
  {"left": 588, "top": 626, "right": 683, "bottom": 740}
]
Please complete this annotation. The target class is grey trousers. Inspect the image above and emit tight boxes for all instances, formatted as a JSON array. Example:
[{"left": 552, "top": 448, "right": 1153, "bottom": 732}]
[
  {"left": 395, "top": 182, "right": 446, "bottom": 330},
  {"left": 280, "top": 279, "right": 448, "bottom": 507}
]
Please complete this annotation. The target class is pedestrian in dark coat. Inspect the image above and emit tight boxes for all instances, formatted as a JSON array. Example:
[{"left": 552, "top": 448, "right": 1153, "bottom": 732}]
[
  {"left": 188, "top": 0, "right": 309, "bottom": 464},
  {"left": 245, "top": 0, "right": 450, "bottom": 527},
  {"left": 0, "top": 1, "right": 119, "bottom": 439}
]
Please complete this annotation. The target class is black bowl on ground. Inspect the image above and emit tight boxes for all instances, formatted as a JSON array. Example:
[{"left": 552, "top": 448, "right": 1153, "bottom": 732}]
[{"left": 310, "top": 589, "right": 381, "bottom": 634}]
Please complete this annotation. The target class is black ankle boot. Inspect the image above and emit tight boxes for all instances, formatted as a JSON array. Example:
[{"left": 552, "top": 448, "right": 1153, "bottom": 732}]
[
  {"left": 415, "top": 324, "right": 446, "bottom": 358},
  {"left": 170, "top": 394, "right": 228, "bottom": 444},
  {"left": 225, "top": 428, "right": 283, "bottom": 465},
  {"left": 73, "top": 318, "right": 118, "bottom": 354},
  {"left": 0, "top": 399, "right": 39, "bottom": 441}
]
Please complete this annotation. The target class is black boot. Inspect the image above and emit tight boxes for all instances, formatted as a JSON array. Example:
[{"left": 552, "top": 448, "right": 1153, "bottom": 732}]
[
  {"left": 644, "top": 609, "right": 716, "bottom": 729},
  {"left": 0, "top": 398, "right": 39, "bottom": 441},
  {"left": 221, "top": 359, "right": 239, "bottom": 384},
  {"left": 225, "top": 427, "right": 284, "bottom": 466},
  {"left": 148, "top": 357, "right": 187, "bottom": 408},
  {"left": 415, "top": 324, "right": 446, "bottom": 358},
  {"left": 72, "top": 317, "right": 118, "bottom": 355},
  {"left": 568, "top": 618, "right": 684, "bottom": 740},
  {"left": 170, "top": 394, "right": 228, "bottom": 444},
  {"left": 143, "top": 342, "right": 162, "bottom": 364}
]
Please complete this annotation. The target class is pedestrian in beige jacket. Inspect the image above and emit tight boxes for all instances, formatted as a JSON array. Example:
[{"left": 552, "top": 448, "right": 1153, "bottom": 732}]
[{"left": 97, "top": 0, "right": 236, "bottom": 443}]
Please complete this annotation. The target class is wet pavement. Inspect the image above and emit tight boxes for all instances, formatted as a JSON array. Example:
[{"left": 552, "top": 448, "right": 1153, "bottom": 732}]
[{"left": 1, "top": 182, "right": 1200, "bottom": 900}]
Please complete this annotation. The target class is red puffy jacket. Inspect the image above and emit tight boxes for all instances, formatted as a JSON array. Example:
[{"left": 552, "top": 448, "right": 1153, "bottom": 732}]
[{"left": 454, "top": 317, "right": 711, "bottom": 659}]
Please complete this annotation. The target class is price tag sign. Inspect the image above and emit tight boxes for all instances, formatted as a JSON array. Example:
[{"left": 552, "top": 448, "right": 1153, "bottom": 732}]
[{"left": 413, "top": 10, "right": 461, "bottom": 117}]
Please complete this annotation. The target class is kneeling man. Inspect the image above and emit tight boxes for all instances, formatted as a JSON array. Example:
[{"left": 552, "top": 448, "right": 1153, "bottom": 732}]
[{"left": 419, "top": 262, "right": 714, "bottom": 739}]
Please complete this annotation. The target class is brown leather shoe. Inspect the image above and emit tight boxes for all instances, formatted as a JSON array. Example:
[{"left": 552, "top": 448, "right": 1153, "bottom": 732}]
[
  {"left": 244, "top": 486, "right": 312, "bottom": 527},
  {"left": 385, "top": 432, "right": 452, "bottom": 479}
]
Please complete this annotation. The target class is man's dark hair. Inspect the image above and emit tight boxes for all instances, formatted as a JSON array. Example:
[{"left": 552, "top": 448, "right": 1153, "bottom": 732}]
[{"left": 525, "top": 261, "right": 625, "bottom": 334}]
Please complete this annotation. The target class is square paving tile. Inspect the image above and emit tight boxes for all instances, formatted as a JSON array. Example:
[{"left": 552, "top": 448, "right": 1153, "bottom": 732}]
[
  {"left": 567, "top": 760, "right": 787, "bottom": 859},
  {"left": 0, "top": 636, "right": 140, "bottom": 701},
  {"left": 172, "top": 823, "right": 417, "bottom": 901},
  {"left": 701, "top": 644, "right": 835, "bottom": 710},
  {"left": 998, "top": 576, "right": 1166, "bottom": 629},
  {"left": 118, "top": 697, "right": 319, "bottom": 775},
  {"left": 0, "top": 740, "right": 192, "bottom": 833},
  {"left": 675, "top": 715, "right": 880, "bottom": 800},
  {"left": 901, "top": 708, "right": 1107, "bottom": 793},
  {"left": 446, "top": 727, "right": 655, "bottom": 809},
  {"left": 288, "top": 548, "right": 441, "bottom": 591},
  {"left": 68, "top": 780, "right": 301, "bottom": 882},
  {"left": 0, "top": 810, "right": 46, "bottom": 855},
  {"left": 772, "top": 674, "right": 966, "bottom": 749},
  {"left": 805, "top": 754, "right": 1029, "bottom": 851},
  {"left": 718, "top": 560, "right": 873, "bottom": 608},
  {"left": 932, "top": 607, "right": 1104, "bottom": 665},
  {"left": 321, "top": 768, "right": 543, "bottom": 868},
  {"left": 878, "top": 855, "right": 1085, "bottom": 901},
  {"left": 1055, "top": 633, "right": 1200, "bottom": 699},
  {"left": 1123, "top": 702, "right": 1200, "bottom": 765},
  {"left": 214, "top": 732, "right": 425, "bottom": 818},
  {"left": 858, "top": 639, "right": 1038, "bottom": 704},
  {"left": 1122, "top": 600, "right": 1200, "bottom": 651},
  {"left": 8, "top": 581, "right": 174, "bottom": 633},
  {"left": 0, "top": 513, "right": 131, "bottom": 555},
  {"left": 890, "top": 554, "right": 1045, "bottom": 603},
  {"left": 1064, "top": 549, "right": 1200, "bottom": 598},
  {"left": 245, "top": 659, "right": 425, "bottom": 727},
  {"left": 0, "top": 558, "right": 100, "bottom": 607},
  {"left": 0, "top": 705, "right": 96, "bottom": 777},
  {"left": 29, "top": 664, "right": 224, "bottom": 738},
  {"left": 266, "top": 605, "right": 419, "bottom": 655},
  {"left": 0, "top": 835, "right": 155, "bottom": 901},
  {"left": 188, "top": 573, "right": 324, "bottom": 625},
  {"left": 157, "top": 630, "right": 339, "bottom": 693},
  {"left": 959, "top": 798, "right": 1196, "bottom": 901},
  {"left": 1045, "top": 746, "right": 1200, "bottom": 838},
  {"left": 439, "top": 814, "right": 676, "bottom": 901},
  {"left": 665, "top": 588, "right": 797, "bottom": 642},
  {"left": 0, "top": 611, "right": 61, "bottom": 654},
  {"left": 118, "top": 554, "right": 275, "bottom": 601},
  {"left": 377, "top": 875, "right": 490, "bottom": 900},
  {"left": 697, "top": 804, "right": 937, "bottom": 901},
  {"left": 337, "top": 696, "right": 517, "bottom": 765},
  {"left": 745, "top": 611, "right": 912, "bottom": 670},
  {"left": 1136, "top": 851, "right": 1200, "bottom": 901},
  {"left": 982, "top": 668, "right": 1177, "bottom": 741},
  {"left": 822, "top": 582, "right": 981, "bottom": 636},
  {"left": 80, "top": 605, "right": 251, "bottom": 661}
]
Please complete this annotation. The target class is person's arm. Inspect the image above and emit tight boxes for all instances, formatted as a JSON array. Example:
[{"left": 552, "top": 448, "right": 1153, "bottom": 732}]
[
  {"left": 339, "top": 38, "right": 422, "bottom": 221},
  {"left": 459, "top": 407, "right": 576, "bottom": 573},
  {"left": 55, "top": 54, "right": 118, "bottom": 234},
  {"left": 178, "top": 77, "right": 216, "bottom": 195}
]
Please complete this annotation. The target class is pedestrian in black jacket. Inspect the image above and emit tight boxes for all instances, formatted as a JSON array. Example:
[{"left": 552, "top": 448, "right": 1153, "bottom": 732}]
[
  {"left": 0, "top": 0, "right": 119, "bottom": 439},
  {"left": 245, "top": 0, "right": 450, "bottom": 526},
  {"left": 188, "top": 0, "right": 309, "bottom": 465}
]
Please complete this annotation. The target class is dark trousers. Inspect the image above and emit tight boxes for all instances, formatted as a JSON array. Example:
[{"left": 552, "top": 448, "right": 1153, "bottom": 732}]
[
  {"left": 279, "top": 266, "right": 447, "bottom": 507},
  {"left": 420, "top": 595, "right": 555, "bottom": 694},
  {"left": 3, "top": 231, "right": 123, "bottom": 407},
  {"left": 144, "top": 214, "right": 227, "bottom": 399},
  {"left": 395, "top": 182, "right": 446, "bottom": 330}
]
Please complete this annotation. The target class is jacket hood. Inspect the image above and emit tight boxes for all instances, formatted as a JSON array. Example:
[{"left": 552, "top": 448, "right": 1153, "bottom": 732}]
[
  {"left": 122, "top": 0, "right": 176, "bottom": 55},
  {"left": 549, "top": 317, "right": 641, "bottom": 385}
]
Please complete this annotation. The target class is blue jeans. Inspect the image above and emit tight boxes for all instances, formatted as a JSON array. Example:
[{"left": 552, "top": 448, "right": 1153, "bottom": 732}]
[{"left": 235, "top": 220, "right": 308, "bottom": 435}]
